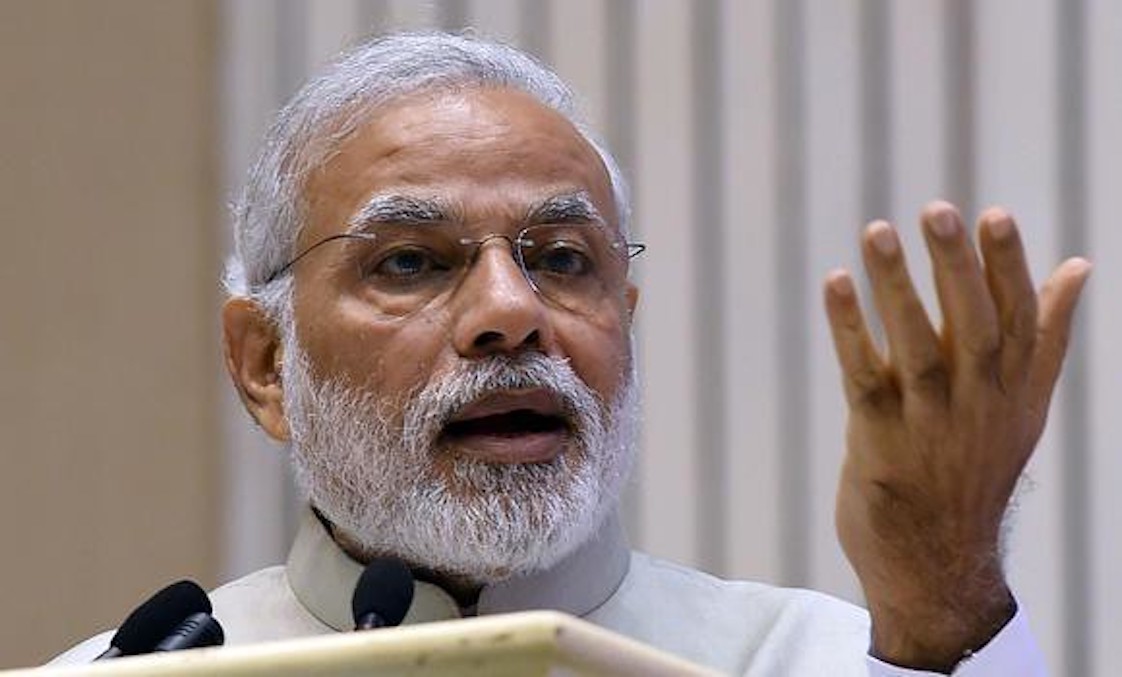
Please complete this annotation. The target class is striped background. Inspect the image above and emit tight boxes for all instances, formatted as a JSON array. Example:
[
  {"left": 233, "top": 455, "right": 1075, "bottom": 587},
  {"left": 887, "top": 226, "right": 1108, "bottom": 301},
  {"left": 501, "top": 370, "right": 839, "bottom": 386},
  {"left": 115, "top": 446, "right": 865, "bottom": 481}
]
[{"left": 220, "top": 2, "right": 1122, "bottom": 674}]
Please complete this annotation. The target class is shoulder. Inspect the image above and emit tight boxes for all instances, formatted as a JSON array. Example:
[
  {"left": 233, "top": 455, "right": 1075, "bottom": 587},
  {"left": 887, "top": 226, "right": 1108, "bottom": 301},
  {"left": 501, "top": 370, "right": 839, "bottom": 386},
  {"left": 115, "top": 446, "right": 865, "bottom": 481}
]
[
  {"left": 587, "top": 551, "right": 871, "bottom": 675},
  {"left": 46, "top": 629, "right": 115, "bottom": 666},
  {"left": 49, "top": 565, "right": 326, "bottom": 665},
  {"left": 210, "top": 564, "right": 289, "bottom": 604},
  {"left": 626, "top": 550, "right": 866, "bottom": 618}
]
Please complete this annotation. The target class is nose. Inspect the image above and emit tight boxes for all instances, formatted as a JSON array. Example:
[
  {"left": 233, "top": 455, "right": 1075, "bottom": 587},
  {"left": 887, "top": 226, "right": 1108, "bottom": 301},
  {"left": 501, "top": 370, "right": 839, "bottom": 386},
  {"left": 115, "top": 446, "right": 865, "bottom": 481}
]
[{"left": 449, "top": 240, "right": 555, "bottom": 358}]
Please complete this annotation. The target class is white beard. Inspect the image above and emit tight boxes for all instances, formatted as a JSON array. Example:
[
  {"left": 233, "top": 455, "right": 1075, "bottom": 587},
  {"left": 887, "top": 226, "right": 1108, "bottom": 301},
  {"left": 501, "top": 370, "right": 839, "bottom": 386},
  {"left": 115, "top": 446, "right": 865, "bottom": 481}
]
[{"left": 281, "top": 336, "right": 638, "bottom": 583}]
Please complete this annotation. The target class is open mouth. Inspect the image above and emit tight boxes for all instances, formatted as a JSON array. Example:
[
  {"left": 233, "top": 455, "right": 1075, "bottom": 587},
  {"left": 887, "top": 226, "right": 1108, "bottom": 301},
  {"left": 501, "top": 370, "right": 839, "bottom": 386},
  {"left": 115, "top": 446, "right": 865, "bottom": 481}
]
[
  {"left": 439, "top": 389, "right": 571, "bottom": 463},
  {"left": 444, "top": 409, "right": 568, "bottom": 437}
]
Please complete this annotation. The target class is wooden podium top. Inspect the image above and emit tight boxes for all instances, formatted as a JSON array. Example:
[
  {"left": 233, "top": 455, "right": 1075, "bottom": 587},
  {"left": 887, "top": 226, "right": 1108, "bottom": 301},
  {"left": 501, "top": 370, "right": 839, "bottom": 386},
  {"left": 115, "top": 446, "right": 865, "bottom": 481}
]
[{"left": 7, "top": 611, "right": 720, "bottom": 677}]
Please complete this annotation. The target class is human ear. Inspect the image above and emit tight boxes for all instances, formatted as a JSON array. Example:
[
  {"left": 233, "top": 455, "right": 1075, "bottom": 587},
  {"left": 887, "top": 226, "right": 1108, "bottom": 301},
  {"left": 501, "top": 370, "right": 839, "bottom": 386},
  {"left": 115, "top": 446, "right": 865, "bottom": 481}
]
[
  {"left": 221, "top": 297, "right": 290, "bottom": 441},
  {"left": 625, "top": 282, "right": 639, "bottom": 318}
]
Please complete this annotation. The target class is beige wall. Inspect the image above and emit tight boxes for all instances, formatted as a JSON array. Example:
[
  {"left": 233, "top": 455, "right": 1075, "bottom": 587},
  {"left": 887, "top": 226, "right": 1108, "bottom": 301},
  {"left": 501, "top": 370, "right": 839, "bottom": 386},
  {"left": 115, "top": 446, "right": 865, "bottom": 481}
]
[{"left": 0, "top": 1, "right": 220, "bottom": 667}]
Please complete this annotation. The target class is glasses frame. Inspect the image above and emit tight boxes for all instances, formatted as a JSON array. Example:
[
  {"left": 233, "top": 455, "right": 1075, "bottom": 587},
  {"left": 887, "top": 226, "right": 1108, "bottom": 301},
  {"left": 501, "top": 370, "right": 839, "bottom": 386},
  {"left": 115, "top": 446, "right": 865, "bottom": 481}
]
[{"left": 263, "top": 224, "right": 647, "bottom": 295}]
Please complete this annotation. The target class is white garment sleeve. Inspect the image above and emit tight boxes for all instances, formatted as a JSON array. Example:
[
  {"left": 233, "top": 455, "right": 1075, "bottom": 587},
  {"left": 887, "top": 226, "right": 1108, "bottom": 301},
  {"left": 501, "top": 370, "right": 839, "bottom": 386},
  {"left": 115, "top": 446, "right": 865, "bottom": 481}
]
[{"left": 864, "top": 603, "right": 1047, "bottom": 676}]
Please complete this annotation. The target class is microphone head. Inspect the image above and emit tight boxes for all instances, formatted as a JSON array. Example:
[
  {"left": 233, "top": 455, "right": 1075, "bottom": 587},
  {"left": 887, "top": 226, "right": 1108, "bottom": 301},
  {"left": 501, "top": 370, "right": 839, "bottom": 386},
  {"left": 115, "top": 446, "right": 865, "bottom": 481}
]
[
  {"left": 110, "top": 580, "right": 211, "bottom": 655},
  {"left": 153, "top": 612, "right": 225, "bottom": 652},
  {"left": 351, "top": 559, "right": 414, "bottom": 629}
]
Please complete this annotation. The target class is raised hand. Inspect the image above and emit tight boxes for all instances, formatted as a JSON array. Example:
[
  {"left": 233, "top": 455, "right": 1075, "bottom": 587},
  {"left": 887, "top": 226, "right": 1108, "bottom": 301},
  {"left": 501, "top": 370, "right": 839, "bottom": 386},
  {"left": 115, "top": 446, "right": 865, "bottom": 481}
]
[{"left": 823, "top": 201, "right": 1091, "bottom": 671}]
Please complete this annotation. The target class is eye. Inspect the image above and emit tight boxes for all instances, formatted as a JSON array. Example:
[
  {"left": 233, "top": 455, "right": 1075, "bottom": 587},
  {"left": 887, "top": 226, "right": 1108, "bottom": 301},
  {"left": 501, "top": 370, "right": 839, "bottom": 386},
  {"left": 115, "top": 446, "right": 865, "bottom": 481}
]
[
  {"left": 527, "top": 241, "right": 593, "bottom": 277},
  {"left": 370, "top": 247, "right": 447, "bottom": 279}
]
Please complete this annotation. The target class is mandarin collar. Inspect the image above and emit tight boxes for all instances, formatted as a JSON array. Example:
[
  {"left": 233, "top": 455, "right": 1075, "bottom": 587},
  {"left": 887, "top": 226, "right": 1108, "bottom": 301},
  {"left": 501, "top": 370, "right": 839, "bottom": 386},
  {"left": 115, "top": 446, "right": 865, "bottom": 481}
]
[{"left": 286, "top": 507, "right": 630, "bottom": 631}]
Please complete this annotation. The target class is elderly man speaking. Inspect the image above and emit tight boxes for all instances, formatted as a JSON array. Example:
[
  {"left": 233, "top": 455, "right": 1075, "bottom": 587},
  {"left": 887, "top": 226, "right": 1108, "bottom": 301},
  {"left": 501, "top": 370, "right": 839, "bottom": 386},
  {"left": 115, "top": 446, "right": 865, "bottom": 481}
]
[{"left": 53, "top": 32, "right": 1090, "bottom": 675}]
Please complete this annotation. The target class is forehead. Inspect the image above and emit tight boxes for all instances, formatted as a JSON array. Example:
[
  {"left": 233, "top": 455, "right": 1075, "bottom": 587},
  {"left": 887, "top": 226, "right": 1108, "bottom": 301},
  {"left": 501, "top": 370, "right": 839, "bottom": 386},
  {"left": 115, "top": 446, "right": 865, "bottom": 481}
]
[{"left": 301, "top": 86, "right": 616, "bottom": 243}]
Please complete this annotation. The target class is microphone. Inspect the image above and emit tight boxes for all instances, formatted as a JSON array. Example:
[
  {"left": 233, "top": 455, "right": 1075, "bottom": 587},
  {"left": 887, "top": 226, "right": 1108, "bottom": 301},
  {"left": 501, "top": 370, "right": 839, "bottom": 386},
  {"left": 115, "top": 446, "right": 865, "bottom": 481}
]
[
  {"left": 152, "top": 611, "right": 225, "bottom": 651},
  {"left": 351, "top": 558, "right": 414, "bottom": 630},
  {"left": 95, "top": 580, "right": 211, "bottom": 660}
]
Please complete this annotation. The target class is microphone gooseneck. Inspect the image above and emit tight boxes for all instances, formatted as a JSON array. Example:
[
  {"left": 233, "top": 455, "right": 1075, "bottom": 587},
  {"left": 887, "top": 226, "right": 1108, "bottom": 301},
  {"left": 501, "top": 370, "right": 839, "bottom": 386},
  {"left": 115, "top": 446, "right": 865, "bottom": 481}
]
[
  {"left": 351, "top": 558, "right": 415, "bottom": 631},
  {"left": 95, "top": 580, "right": 211, "bottom": 660}
]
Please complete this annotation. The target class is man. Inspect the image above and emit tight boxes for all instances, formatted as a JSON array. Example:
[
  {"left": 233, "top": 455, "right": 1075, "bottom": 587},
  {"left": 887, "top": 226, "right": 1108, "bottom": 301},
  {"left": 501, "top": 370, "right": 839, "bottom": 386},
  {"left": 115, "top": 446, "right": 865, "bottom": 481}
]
[{"left": 53, "top": 32, "right": 1090, "bottom": 674}]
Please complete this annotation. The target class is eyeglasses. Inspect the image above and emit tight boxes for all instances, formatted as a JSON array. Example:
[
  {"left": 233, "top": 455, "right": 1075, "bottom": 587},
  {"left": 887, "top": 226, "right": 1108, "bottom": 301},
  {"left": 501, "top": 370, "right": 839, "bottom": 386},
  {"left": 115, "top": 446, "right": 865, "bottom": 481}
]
[{"left": 265, "top": 222, "right": 646, "bottom": 318}]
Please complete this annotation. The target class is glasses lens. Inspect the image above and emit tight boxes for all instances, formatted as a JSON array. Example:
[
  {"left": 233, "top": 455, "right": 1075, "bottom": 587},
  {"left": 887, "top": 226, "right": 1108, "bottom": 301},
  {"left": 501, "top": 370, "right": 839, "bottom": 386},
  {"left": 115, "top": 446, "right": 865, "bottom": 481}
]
[
  {"left": 318, "top": 223, "right": 631, "bottom": 318},
  {"left": 337, "top": 224, "right": 465, "bottom": 317},
  {"left": 517, "top": 224, "right": 629, "bottom": 314}
]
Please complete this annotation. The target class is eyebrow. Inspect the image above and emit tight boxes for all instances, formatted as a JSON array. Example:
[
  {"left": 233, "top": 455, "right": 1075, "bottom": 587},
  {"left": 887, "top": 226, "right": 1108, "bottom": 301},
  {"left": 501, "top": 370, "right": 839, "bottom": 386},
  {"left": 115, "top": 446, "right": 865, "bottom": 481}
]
[
  {"left": 346, "top": 194, "right": 451, "bottom": 234},
  {"left": 344, "top": 190, "right": 605, "bottom": 235},
  {"left": 526, "top": 192, "right": 605, "bottom": 226}
]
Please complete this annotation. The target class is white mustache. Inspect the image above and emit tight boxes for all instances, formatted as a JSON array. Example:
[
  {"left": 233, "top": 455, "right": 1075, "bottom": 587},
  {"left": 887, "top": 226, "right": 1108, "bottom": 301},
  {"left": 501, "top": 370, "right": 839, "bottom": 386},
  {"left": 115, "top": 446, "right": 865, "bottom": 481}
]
[{"left": 403, "top": 354, "right": 602, "bottom": 448}]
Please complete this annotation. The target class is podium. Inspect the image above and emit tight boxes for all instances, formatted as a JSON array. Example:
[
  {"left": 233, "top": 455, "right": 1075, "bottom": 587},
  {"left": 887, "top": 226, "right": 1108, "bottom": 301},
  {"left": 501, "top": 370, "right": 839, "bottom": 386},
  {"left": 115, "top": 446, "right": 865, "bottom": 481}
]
[{"left": 4, "top": 611, "right": 720, "bottom": 676}]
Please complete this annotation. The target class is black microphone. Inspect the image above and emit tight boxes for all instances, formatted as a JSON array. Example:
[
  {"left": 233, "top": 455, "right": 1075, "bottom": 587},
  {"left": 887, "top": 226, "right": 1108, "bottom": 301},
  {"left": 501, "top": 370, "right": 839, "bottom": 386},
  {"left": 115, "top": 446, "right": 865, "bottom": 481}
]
[
  {"left": 351, "top": 558, "right": 414, "bottom": 630},
  {"left": 95, "top": 580, "right": 211, "bottom": 660},
  {"left": 152, "top": 611, "right": 225, "bottom": 652}
]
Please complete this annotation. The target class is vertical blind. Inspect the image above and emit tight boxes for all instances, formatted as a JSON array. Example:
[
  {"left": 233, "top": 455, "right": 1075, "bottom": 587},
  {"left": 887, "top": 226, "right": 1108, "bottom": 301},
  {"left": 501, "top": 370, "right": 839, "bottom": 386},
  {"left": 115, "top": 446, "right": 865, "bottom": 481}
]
[{"left": 220, "top": 2, "right": 1122, "bottom": 674}]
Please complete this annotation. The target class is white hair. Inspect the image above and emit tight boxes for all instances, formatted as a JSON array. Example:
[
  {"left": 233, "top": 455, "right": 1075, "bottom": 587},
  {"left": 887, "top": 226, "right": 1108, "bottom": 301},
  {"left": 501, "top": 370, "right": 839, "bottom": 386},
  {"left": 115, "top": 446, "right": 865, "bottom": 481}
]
[{"left": 224, "top": 31, "right": 632, "bottom": 324}]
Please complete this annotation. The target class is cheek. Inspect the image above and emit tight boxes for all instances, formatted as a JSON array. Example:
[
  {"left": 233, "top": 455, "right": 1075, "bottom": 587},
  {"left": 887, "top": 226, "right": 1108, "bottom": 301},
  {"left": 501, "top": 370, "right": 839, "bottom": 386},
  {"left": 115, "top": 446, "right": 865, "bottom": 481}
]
[
  {"left": 296, "top": 296, "right": 452, "bottom": 394},
  {"left": 556, "top": 310, "right": 633, "bottom": 403}
]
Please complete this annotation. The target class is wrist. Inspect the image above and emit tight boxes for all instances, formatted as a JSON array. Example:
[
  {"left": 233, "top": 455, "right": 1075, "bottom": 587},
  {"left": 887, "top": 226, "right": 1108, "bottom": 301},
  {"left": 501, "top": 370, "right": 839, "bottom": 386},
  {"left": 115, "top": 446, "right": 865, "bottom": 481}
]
[{"left": 868, "top": 587, "right": 1016, "bottom": 672}]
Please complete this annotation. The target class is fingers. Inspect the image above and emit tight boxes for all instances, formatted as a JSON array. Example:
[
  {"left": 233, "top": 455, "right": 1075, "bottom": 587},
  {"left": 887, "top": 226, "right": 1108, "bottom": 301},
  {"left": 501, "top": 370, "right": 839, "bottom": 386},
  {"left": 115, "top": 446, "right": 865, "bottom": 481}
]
[
  {"left": 861, "top": 221, "right": 945, "bottom": 398},
  {"left": 829, "top": 204, "right": 1091, "bottom": 421},
  {"left": 823, "top": 269, "right": 891, "bottom": 410},
  {"left": 976, "top": 208, "right": 1038, "bottom": 387},
  {"left": 1027, "top": 257, "right": 1093, "bottom": 411},
  {"left": 920, "top": 203, "right": 1001, "bottom": 381}
]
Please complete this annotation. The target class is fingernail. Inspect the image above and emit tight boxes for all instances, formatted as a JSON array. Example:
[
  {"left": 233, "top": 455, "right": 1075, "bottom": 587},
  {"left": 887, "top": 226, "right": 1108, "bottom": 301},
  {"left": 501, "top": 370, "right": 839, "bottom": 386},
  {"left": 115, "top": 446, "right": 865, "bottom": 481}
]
[
  {"left": 827, "top": 270, "right": 855, "bottom": 297},
  {"left": 987, "top": 212, "right": 1012, "bottom": 240},
  {"left": 869, "top": 222, "right": 898, "bottom": 255},
  {"left": 929, "top": 211, "right": 958, "bottom": 239}
]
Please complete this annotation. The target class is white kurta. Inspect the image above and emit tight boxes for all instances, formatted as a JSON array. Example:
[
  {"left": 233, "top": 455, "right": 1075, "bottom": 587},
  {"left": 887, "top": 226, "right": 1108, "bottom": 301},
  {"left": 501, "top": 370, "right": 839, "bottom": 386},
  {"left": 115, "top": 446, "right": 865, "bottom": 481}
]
[{"left": 52, "top": 509, "right": 1045, "bottom": 675}]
